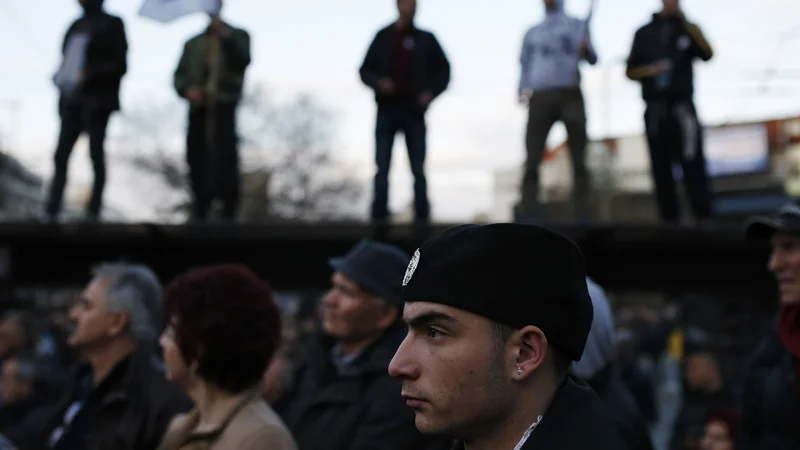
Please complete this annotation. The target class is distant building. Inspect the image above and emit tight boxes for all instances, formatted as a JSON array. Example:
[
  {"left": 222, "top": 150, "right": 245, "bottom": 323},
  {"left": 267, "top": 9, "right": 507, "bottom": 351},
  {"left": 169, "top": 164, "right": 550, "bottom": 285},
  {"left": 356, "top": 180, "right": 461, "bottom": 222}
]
[{"left": 491, "top": 116, "right": 796, "bottom": 223}]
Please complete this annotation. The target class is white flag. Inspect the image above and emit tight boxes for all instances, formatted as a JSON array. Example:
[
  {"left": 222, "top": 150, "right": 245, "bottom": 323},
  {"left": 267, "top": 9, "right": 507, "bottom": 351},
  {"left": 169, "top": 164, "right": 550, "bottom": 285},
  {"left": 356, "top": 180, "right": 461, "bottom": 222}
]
[{"left": 139, "top": 0, "right": 221, "bottom": 23}]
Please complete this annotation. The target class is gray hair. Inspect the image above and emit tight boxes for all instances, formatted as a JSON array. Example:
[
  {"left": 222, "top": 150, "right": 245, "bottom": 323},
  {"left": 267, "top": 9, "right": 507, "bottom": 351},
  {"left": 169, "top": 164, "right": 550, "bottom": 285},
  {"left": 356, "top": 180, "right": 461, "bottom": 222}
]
[{"left": 92, "top": 262, "right": 163, "bottom": 343}]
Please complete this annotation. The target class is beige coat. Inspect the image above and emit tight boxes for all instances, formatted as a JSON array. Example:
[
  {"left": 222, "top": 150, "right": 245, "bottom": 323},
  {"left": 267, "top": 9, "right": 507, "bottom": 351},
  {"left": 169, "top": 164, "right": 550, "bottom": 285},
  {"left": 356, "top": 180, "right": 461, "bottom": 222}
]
[{"left": 156, "top": 391, "right": 297, "bottom": 450}]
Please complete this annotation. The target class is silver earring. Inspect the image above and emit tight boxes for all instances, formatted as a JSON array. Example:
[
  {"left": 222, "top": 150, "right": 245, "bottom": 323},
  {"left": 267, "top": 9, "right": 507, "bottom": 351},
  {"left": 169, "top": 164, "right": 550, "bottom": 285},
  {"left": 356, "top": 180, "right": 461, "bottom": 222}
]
[{"left": 516, "top": 366, "right": 523, "bottom": 376}]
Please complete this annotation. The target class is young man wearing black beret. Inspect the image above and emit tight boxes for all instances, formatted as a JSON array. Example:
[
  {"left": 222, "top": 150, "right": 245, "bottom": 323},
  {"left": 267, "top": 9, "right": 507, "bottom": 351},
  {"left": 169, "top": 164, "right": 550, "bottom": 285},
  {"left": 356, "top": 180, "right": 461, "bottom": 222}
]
[{"left": 389, "top": 223, "right": 625, "bottom": 450}]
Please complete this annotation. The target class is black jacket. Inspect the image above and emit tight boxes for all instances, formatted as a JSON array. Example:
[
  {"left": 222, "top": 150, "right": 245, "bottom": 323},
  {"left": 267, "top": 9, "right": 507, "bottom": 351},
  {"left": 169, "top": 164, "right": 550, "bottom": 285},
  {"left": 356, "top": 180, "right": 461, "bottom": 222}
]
[
  {"left": 28, "top": 348, "right": 192, "bottom": 450},
  {"left": 588, "top": 365, "right": 654, "bottom": 450},
  {"left": 359, "top": 23, "right": 450, "bottom": 111},
  {"left": 452, "top": 376, "right": 626, "bottom": 450},
  {"left": 59, "top": 4, "right": 127, "bottom": 112},
  {"left": 740, "top": 319, "right": 800, "bottom": 450},
  {"left": 626, "top": 14, "right": 712, "bottom": 102},
  {"left": 276, "top": 322, "right": 451, "bottom": 450}
]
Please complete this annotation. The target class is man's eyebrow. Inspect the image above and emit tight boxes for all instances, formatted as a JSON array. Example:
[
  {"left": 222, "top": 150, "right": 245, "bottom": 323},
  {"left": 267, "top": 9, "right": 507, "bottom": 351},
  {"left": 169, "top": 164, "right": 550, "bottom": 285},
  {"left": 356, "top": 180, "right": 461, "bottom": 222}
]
[{"left": 404, "top": 312, "right": 458, "bottom": 328}]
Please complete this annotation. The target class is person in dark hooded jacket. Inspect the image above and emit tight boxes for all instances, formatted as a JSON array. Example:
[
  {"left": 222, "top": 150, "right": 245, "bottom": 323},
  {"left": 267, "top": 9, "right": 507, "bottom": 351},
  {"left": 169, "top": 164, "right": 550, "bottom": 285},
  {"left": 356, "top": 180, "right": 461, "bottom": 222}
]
[
  {"left": 739, "top": 201, "right": 800, "bottom": 450},
  {"left": 44, "top": 0, "right": 127, "bottom": 222},
  {"left": 573, "top": 278, "right": 654, "bottom": 450}
]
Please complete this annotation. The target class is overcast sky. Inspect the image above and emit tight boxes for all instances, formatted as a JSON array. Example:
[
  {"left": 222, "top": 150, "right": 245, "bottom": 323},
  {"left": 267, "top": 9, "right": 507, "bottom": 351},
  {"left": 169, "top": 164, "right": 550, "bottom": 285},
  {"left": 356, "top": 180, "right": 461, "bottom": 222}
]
[{"left": 0, "top": 0, "right": 799, "bottom": 221}]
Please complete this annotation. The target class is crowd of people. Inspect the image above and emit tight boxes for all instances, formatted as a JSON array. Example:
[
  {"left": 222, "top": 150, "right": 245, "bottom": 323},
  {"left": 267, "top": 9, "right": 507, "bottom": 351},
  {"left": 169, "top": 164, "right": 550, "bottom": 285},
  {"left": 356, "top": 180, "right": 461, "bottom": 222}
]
[
  {"left": 0, "top": 199, "right": 797, "bottom": 449},
  {"left": 44, "top": 0, "right": 716, "bottom": 225}
]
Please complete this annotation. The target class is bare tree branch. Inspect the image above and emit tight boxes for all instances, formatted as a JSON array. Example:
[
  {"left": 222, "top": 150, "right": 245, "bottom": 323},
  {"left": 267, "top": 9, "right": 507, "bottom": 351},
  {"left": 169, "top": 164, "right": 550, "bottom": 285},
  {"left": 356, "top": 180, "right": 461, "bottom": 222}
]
[{"left": 112, "top": 85, "right": 364, "bottom": 223}]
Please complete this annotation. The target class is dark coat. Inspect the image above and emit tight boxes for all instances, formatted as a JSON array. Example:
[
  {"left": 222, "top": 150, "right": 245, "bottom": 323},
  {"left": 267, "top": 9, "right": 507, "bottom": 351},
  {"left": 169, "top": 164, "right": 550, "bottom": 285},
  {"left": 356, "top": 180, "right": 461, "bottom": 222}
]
[
  {"left": 452, "top": 376, "right": 626, "bottom": 450},
  {"left": 28, "top": 347, "right": 192, "bottom": 450},
  {"left": 276, "top": 322, "right": 451, "bottom": 450},
  {"left": 626, "top": 14, "right": 712, "bottom": 102},
  {"left": 59, "top": 6, "right": 127, "bottom": 112},
  {"left": 588, "top": 365, "right": 655, "bottom": 450},
  {"left": 359, "top": 23, "right": 450, "bottom": 111},
  {"left": 740, "top": 320, "right": 800, "bottom": 450}
]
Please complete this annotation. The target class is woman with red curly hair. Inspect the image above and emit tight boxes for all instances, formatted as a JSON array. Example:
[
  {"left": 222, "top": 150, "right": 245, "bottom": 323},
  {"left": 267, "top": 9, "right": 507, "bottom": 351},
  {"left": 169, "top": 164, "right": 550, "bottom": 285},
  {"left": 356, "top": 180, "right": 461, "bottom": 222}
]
[{"left": 155, "top": 264, "right": 297, "bottom": 450}]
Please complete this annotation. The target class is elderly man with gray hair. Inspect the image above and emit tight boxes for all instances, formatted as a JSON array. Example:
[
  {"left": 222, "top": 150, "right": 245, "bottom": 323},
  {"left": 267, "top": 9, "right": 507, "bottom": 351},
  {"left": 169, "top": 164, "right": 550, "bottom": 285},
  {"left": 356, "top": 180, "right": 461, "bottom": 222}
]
[{"left": 30, "top": 262, "right": 191, "bottom": 450}]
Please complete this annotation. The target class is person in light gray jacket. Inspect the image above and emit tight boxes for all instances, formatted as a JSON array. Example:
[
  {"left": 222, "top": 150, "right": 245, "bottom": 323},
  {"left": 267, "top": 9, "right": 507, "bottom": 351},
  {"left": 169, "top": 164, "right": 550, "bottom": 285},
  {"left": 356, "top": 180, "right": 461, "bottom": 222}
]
[{"left": 516, "top": 0, "right": 597, "bottom": 223}]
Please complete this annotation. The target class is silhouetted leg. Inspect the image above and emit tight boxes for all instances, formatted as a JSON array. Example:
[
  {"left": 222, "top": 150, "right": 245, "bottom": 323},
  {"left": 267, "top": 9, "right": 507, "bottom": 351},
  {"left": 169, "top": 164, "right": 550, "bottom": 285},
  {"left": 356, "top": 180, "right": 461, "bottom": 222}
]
[
  {"left": 216, "top": 103, "right": 240, "bottom": 220},
  {"left": 674, "top": 101, "right": 713, "bottom": 221},
  {"left": 517, "top": 91, "right": 558, "bottom": 221},
  {"left": 186, "top": 107, "right": 210, "bottom": 221},
  {"left": 560, "top": 89, "right": 591, "bottom": 223},
  {"left": 85, "top": 108, "right": 112, "bottom": 219},
  {"left": 645, "top": 102, "right": 681, "bottom": 223},
  {"left": 46, "top": 106, "right": 83, "bottom": 218},
  {"left": 371, "top": 106, "right": 399, "bottom": 223},
  {"left": 403, "top": 108, "right": 428, "bottom": 223}
]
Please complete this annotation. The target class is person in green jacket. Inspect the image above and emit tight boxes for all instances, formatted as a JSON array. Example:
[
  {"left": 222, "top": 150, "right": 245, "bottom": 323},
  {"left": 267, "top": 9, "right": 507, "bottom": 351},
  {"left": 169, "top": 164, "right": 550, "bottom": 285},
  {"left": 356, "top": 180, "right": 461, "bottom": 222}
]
[{"left": 173, "top": 4, "right": 250, "bottom": 222}]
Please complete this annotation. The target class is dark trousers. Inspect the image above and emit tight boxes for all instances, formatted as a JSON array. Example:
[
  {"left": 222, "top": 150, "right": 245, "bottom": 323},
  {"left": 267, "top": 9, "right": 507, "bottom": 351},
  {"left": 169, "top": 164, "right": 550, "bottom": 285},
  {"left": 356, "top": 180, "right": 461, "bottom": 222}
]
[
  {"left": 372, "top": 104, "right": 428, "bottom": 222},
  {"left": 186, "top": 103, "right": 240, "bottom": 220},
  {"left": 644, "top": 100, "right": 713, "bottom": 222},
  {"left": 46, "top": 105, "right": 111, "bottom": 218},
  {"left": 518, "top": 88, "right": 590, "bottom": 220}
]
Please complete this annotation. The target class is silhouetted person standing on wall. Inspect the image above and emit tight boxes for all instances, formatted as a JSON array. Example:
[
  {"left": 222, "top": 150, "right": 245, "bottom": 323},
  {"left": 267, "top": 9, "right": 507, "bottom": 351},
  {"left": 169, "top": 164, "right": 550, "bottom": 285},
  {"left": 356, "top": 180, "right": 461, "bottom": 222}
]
[
  {"left": 174, "top": 1, "right": 250, "bottom": 222},
  {"left": 516, "top": 0, "right": 597, "bottom": 224},
  {"left": 626, "top": 0, "right": 714, "bottom": 224},
  {"left": 359, "top": 0, "right": 450, "bottom": 228},
  {"left": 46, "top": 0, "right": 127, "bottom": 222}
]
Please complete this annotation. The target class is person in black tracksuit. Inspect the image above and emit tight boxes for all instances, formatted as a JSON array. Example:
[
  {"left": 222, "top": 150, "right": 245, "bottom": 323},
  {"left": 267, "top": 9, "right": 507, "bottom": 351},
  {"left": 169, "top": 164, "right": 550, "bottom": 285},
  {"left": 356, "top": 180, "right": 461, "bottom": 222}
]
[
  {"left": 359, "top": 0, "right": 450, "bottom": 226},
  {"left": 626, "top": 0, "right": 714, "bottom": 224},
  {"left": 46, "top": 0, "right": 127, "bottom": 222}
]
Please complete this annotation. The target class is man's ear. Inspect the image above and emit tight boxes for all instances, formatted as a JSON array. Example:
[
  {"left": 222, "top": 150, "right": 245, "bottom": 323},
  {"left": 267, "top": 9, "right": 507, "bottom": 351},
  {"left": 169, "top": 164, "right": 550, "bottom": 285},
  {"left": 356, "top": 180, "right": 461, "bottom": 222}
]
[
  {"left": 106, "top": 310, "right": 129, "bottom": 339},
  {"left": 513, "top": 326, "right": 548, "bottom": 380}
]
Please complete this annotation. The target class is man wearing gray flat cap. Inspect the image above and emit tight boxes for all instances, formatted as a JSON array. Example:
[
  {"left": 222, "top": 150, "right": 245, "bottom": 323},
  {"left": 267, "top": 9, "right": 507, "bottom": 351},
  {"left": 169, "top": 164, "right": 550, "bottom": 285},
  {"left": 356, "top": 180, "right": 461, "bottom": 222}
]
[{"left": 276, "top": 239, "right": 451, "bottom": 450}]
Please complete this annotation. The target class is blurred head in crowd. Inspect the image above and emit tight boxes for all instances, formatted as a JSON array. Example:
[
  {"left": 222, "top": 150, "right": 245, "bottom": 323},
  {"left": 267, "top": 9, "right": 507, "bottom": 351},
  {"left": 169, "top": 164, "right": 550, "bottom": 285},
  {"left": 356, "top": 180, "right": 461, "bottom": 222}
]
[
  {"left": 68, "top": 263, "right": 163, "bottom": 354},
  {"left": 685, "top": 351, "right": 723, "bottom": 393},
  {"left": 544, "top": 0, "right": 563, "bottom": 12},
  {"left": 389, "top": 224, "right": 592, "bottom": 444},
  {"left": 746, "top": 201, "right": 800, "bottom": 305},
  {"left": 0, "top": 311, "right": 38, "bottom": 359},
  {"left": 397, "top": 0, "right": 416, "bottom": 23},
  {"left": 662, "top": 0, "right": 680, "bottom": 14},
  {"left": 614, "top": 328, "right": 637, "bottom": 366},
  {"left": 0, "top": 356, "right": 38, "bottom": 405},
  {"left": 79, "top": 0, "right": 104, "bottom": 13},
  {"left": 160, "top": 264, "right": 281, "bottom": 397},
  {"left": 700, "top": 410, "right": 739, "bottom": 450},
  {"left": 322, "top": 240, "right": 407, "bottom": 355}
]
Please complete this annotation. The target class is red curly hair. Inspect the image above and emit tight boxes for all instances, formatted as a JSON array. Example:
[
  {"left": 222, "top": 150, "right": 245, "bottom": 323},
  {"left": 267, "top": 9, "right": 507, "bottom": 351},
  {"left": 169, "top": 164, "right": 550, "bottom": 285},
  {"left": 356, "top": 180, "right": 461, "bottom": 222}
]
[{"left": 163, "top": 264, "right": 282, "bottom": 394}]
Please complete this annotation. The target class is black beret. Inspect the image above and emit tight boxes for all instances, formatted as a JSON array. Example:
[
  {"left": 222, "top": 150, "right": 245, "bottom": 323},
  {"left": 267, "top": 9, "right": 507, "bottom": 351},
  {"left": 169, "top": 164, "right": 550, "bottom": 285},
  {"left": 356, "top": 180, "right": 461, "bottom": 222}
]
[{"left": 401, "top": 223, "right": 593, "bottom": 361}]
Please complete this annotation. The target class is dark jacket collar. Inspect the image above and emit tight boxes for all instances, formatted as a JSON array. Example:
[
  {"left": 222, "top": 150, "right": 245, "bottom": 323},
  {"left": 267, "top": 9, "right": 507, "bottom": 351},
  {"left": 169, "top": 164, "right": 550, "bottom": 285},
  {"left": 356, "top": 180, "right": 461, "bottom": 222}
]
[
  {"left": 452, "top": 376, "right": 625, "bottom": 450},
  {"left": 308, "top": 321, "right": 407, "bottom": 381},
  {"left": 585, "top": 363, "right": 614, "bottom": 393},
  {"left": 73, "top": 345, "right": 160, "bottom": 406}
]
